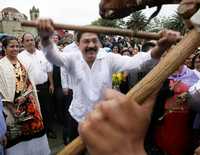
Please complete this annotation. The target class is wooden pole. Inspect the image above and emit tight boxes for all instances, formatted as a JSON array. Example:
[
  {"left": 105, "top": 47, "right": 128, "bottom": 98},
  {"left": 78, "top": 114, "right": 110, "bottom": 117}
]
[
  {"left": 57, "top": 29, "right": 200, "bottom": 155},
  {"left": 21, "top": 21, "right": 160, "bottom": 40}
]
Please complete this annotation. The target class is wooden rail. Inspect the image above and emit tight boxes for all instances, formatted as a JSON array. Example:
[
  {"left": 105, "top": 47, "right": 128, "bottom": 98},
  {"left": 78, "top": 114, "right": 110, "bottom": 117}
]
[{"left": 21, "top": 21, "right": 161, "bottom": 40}]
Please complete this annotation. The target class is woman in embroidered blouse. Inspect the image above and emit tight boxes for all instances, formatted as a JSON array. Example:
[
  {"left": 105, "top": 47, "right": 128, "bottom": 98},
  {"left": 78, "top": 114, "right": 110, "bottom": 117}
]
[{"left": 0, "top": 36, "right": 50, "bottom": 155}]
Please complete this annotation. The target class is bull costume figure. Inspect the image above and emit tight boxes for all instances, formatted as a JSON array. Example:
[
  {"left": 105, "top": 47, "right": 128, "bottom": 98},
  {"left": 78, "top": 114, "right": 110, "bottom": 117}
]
[{"left": 99, "top": 0, "right": 200, "bottom": 19}]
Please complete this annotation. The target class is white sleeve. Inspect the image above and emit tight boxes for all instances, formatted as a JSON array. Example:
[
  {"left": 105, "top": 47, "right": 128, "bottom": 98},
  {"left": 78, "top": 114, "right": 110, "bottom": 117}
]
[
  {"left": 42, "top": 43, "right": 71, "bottom": 71},
  {"left": 109, "top": 51, "right": 158, "bottom": 73}
]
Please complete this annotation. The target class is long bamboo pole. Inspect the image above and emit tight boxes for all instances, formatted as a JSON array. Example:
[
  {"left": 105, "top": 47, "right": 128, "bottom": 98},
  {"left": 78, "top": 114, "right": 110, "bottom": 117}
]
[
  {"left": 57, "top": 28, "right": 200, "bottom": 155},
  {"left": 21, "top": 21, "right": 160, "bottom": 40}
]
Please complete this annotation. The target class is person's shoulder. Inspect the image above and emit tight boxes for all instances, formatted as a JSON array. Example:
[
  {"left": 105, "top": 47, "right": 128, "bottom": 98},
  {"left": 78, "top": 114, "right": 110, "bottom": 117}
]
[
  {"left": 18, "top": 50, "right": 29, "bottom": 58},
  {"left": 103, "top": 50, "right": 123, "bottom": 59},
  {"left": 0, "top": 57, "right": 11, "bottom": 72},
  {"left": 193, "top": 69, "right": 200, "bottom": 78},
  {"left": 63, "top": 44, "right": 81, "bottom": 59},
  {"left": 0, "top": 56, "right": 8, "bottom": 65},
  {"left": 17, "top": 51, "right": 34, "bottom": 67},
  {"left": 63, "top": 42, "right": 79, "bottom": 53},
  {"left": 97, "top": 48, "right": 111, "bottom": 59},
  {"left": 184, "top": 65, "right": 197, "bottom": 74},
  {"left": 35, "top": 49, "right": 48, "bottom": 59},
  {"left": 36, "top": 49, "right": 44, "bottom": 55},
  {"left": 19, "top": 49, "right": 27, "bottom": 54}
]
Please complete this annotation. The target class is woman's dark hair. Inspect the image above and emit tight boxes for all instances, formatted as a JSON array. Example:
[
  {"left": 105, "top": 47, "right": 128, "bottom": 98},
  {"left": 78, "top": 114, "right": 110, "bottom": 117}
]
[
  {"left": 1, "top": 36, "right": 18, "bottom": 56},
  {"left": 2, "top": 36, "right": 18, "bottom": 49}
]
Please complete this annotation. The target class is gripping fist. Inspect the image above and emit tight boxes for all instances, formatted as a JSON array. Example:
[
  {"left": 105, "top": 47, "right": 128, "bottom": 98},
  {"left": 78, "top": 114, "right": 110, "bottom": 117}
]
[{"left": 37, "top": 19, "right": 55, "bottom": 41}]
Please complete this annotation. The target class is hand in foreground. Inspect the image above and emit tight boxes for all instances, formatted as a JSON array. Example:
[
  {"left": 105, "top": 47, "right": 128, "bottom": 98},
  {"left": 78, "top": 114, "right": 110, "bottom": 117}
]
[
  {"left": 194, "top": 145, "right": 200, "bottom": 155},
  {"left": 158, "top": 30, "right": 181, "bottom": 49},
  {"left": 79, "top": 89, "right": 157, "bottom": 155}
]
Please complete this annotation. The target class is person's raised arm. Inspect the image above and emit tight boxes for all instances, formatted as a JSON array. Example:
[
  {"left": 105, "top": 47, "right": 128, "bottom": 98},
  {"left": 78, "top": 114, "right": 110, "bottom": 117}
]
[
  {"left": 110, "top": 30, "right": 181, "bottom": 74},
  {"left": 37, "top": 19, "right": 68, "bottom": 67}
]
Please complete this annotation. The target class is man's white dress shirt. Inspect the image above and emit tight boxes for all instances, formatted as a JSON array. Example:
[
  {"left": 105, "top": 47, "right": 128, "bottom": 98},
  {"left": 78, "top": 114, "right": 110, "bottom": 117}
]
[
  {"left": 18, "top": 49, "right": 52, "bottom": 85},
  {"left": 43, "top": 43, "right": 157, "bottom": 122}
]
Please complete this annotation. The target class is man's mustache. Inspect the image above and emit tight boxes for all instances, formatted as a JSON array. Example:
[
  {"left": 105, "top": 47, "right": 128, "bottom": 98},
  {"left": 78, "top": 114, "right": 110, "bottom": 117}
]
[{"left": 85, "top": 47, "right": 98, "bottom": 53}]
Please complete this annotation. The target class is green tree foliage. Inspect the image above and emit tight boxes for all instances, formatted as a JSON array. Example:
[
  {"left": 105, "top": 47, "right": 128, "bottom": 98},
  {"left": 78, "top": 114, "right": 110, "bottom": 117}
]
[
  {"left": 146, "top": 17, "right": 163, "bottom": 32},
  {"left": 90, "top": 12, "right": 187, "bottom": 36},
  {"left": 91, "top": 18, "right": 123, "bottom": 28},
  {"left": 90, "top": 11, "right": 148, "bottom": 31},
  {"left": 162, "top": 14, "right": 187, "bottom": 34},
  {"left": 146, "top": 13, "right": 187, "bottom": 34},
  {"left": 126, "top": 11, "right": 148, "bottom": 31}
]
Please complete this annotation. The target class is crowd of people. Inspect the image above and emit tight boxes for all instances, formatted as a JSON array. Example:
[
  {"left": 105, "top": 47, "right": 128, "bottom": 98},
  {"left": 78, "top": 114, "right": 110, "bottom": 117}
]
[{"left": 0, "top": 13, "right": 200, "bottom": 155}]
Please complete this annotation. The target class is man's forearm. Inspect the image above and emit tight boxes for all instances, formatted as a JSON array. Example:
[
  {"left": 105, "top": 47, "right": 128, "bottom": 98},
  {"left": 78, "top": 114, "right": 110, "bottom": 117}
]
[
  {"left": 41, "top": 41, "right": 65, "bottom": 67},
  {"left": 150, "top": 45, "right": 166, "bottom": 59},
  {"left": 48, "top": 72, "right": 54, "bottom": 86},
  {"left": 41, "top": 37, "right": 52, "bottom": 47}
]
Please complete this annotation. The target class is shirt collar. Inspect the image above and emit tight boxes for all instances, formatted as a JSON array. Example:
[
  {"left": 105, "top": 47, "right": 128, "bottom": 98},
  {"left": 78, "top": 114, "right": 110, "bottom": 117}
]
[{"left": 23, "top": 49, "right": 37, "bottom": 56}]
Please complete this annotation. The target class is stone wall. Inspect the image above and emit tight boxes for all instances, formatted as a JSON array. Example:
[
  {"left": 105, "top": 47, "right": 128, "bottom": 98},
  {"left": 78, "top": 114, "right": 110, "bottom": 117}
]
[{"left": 0, "top": 20, "right": 38, "bottom": 37}]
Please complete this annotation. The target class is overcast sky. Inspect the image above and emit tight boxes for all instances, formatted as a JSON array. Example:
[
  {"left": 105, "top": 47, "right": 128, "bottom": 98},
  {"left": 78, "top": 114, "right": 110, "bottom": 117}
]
[{"left": 0, "top": 0, "right": 178, "bottom": 25}]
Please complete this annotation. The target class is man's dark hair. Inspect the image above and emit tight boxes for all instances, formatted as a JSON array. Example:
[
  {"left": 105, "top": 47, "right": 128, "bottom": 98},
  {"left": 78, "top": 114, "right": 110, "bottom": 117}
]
[
  {"left": 121, "top": 48, "right": 132, "bottom": 56},
  {"left": 75, "top": 31, "right": 100, "bottom": 43},
  {"left": 21, "top": 32, "right": 34, "bottom": 42}
]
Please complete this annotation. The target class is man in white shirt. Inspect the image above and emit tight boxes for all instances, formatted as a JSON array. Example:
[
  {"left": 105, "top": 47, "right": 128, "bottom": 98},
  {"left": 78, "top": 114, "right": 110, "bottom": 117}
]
[
  {"left": 36, "top": 19, "right": 181, "bottom": 140},
  {"left": 18, "top": 32, "right": 56, "bottom": 139}
]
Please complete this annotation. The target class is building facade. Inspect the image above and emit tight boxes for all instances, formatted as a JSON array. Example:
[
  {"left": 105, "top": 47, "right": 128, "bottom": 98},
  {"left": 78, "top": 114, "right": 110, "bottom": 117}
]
[{"left": 0, "top": 6, "right": 39, "bottom": 37}]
